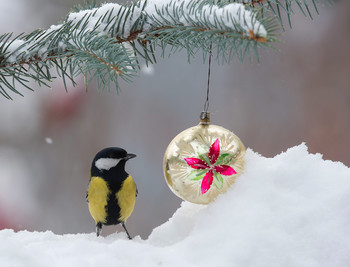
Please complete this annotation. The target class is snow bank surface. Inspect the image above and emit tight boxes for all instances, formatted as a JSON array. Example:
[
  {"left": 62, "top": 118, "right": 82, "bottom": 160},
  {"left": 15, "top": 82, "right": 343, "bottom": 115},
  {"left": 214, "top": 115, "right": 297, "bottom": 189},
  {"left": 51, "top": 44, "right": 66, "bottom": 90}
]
[{"left": 1, "top": 144, "right": 350, "bottom": 267}]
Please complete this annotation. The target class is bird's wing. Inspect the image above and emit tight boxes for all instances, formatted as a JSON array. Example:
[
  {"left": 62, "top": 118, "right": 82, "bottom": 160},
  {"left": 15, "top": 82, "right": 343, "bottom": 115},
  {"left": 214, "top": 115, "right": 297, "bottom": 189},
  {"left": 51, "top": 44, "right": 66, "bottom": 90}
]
[{"left": 86, "top": 175, "right": 92, "bottom": 202}]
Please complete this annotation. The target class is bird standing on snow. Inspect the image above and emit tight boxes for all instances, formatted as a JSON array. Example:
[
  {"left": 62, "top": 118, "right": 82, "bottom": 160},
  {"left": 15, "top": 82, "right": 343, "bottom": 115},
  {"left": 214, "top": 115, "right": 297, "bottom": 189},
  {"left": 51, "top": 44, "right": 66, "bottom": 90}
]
[{"left": 87, "top": 147, "right": 137, "bottom": 238}]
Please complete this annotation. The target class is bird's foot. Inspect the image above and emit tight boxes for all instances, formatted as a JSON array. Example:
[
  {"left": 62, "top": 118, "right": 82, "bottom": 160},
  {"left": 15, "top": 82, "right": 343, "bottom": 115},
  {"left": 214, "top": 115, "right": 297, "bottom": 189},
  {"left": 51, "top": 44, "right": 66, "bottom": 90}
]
[
  {"left": 96, "top": 222, "right": 102, "bottom": 237},
  {"left": 122, "top": 222, "right": 132, "bottom": 240}
]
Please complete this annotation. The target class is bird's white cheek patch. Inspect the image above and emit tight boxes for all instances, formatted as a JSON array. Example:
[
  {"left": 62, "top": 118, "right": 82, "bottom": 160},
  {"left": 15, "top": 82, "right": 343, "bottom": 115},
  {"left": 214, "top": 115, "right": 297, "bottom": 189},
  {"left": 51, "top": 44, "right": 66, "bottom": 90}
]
[{"left": 95, "top": 158, "right": 120, "bottom": 171}]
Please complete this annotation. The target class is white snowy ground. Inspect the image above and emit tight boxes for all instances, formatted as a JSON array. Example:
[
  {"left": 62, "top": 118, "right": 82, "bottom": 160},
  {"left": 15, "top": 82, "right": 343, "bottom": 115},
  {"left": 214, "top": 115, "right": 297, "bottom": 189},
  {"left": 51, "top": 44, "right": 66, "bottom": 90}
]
[{"left": 1, "top": 144, "right": 350, "bottom": 267}]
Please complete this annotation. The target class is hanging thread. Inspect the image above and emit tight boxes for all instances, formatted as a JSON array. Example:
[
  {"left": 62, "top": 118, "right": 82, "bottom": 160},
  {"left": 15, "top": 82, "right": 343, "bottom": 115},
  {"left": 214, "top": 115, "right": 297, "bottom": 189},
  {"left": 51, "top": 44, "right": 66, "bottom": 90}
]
[{"left": 203, "top": 43, "right": 212, "bottom": 113}]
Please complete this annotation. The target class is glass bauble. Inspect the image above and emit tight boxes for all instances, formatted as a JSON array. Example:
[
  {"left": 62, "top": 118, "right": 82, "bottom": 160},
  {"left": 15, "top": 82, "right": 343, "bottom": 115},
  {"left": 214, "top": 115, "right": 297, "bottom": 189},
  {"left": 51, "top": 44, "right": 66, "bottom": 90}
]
[{"left": 163, "top": 113, "right": 246, "bottom": 204}]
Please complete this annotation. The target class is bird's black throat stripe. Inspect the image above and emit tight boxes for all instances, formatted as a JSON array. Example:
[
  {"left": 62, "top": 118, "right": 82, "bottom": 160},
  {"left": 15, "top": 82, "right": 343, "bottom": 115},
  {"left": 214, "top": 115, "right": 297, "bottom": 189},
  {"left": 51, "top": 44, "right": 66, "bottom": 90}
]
[{"left": 91, "top": 159, "right": 129, "bottom": 225}]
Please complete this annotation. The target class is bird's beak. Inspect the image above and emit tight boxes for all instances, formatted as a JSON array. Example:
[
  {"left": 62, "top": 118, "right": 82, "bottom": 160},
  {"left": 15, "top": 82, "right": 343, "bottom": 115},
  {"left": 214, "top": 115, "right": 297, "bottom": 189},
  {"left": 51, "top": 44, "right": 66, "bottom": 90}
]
[{"left": 125, "top": 153, "right": 136, "bottom": 160}]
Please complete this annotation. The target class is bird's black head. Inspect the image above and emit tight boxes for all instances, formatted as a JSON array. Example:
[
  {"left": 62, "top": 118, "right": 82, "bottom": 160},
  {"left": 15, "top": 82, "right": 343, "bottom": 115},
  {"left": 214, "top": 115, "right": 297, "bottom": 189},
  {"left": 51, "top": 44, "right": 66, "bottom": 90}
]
[{"left": 91, "top": 147, "right": 136, "bottom": 175}]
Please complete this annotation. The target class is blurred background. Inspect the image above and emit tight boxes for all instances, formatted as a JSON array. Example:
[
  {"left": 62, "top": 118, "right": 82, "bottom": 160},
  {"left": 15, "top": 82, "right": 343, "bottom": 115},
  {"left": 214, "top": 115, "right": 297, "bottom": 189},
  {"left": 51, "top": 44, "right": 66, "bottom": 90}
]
[{"left": 0, "top": 0, "right": 349, "bottom": 238}]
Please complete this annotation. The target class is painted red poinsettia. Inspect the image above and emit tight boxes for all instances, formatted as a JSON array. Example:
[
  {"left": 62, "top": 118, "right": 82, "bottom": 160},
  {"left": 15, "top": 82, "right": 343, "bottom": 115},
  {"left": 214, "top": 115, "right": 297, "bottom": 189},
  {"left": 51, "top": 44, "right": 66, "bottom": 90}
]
[{"left": 184, "top": 138, "right": 237, "bottom": 194}]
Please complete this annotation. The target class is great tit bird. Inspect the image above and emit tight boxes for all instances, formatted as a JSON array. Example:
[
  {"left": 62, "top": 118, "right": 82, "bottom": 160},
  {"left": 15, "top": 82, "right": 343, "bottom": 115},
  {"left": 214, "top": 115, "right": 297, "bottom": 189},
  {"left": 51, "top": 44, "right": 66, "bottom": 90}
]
[{"left": 87, "top": 147, "right": 137, "bottom": 238}]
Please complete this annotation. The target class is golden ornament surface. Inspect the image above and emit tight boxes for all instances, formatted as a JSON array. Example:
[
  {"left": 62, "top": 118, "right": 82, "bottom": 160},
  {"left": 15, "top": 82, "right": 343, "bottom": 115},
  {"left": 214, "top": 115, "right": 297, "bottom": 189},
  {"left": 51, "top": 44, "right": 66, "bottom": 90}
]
[{"left": 163, "top": 114, "right": 246, "bottom": 204}]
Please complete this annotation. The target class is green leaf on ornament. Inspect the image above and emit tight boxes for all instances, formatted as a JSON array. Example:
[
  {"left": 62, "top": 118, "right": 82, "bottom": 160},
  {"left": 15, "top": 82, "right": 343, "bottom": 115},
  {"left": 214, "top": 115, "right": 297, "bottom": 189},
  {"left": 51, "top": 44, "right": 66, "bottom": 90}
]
[
  {"left": 213, "top": 171, "right": 223, "bottom": 190},
  {"left": 198, "top": 153, "right": 211, "bottom": 166},
  {"left": 187, "top": 169, "right": 207, "bottom": 181},
  {"left": 215, "top": 153, "right": 233, "bottom": 165}
]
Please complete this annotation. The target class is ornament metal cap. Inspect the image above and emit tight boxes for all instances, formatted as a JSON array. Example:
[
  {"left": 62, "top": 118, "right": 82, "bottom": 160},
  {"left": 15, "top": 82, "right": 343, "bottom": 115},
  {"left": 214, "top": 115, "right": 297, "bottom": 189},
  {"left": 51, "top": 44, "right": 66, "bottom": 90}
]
[{"left": 200, "top": 111, "right": 210, "bottom": 124}]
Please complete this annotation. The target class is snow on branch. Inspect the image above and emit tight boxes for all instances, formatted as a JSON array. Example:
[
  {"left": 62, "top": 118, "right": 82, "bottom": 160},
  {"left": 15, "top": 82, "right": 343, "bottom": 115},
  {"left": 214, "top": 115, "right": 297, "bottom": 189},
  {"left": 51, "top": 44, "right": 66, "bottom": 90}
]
[{"left": 63, "top": 0, "right": 268, "bottom": 41}]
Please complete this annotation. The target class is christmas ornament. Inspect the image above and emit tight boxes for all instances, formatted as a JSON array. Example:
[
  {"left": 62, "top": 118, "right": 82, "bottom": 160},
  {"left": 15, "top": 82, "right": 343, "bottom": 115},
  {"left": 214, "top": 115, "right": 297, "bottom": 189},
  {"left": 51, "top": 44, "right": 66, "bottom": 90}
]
[
  {"left": 163, "top": 46, "right": 246, "bottom": 204},
  {"left": 163, "top": 112, "right": 246, "bottom": 204}
]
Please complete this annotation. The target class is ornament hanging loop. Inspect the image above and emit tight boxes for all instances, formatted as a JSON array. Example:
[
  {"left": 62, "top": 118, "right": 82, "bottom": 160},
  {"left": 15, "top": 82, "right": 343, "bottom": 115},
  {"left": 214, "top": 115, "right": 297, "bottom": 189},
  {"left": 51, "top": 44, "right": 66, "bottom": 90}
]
[
  {"left": 201, "top": 43, "right": 212, "bottom": 125},
  {"left": 203, "top": 43, "right": 212, "bottom": 113}
]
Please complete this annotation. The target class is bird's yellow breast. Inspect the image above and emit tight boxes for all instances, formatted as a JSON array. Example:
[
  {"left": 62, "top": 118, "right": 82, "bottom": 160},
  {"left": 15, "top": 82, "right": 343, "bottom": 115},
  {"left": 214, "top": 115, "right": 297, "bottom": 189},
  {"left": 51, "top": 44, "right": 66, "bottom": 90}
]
[
  {"left": 88, "top": 176, "right": 109, "bottom": 224},
  {"left": 117, "top": 175, "right": 137, "bottom": 222}
]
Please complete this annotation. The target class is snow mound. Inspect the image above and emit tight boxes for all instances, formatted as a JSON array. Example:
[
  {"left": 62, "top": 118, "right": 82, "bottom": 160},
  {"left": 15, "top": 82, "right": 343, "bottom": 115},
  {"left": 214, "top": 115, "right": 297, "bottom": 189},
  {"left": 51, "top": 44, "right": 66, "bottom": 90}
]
[{"left": 1, "top": 144, "right": 350, "bottom": 267}]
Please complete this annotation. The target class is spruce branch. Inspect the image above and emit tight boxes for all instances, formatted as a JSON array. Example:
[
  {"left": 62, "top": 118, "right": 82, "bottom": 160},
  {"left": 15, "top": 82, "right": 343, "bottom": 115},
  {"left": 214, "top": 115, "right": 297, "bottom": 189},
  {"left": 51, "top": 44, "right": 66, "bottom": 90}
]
[
  {"left": 228, "top": 0, "right": 332, "bottom": 28},
  {"left": 0, "top": 0, "right": 328, "bottom": 99}
]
